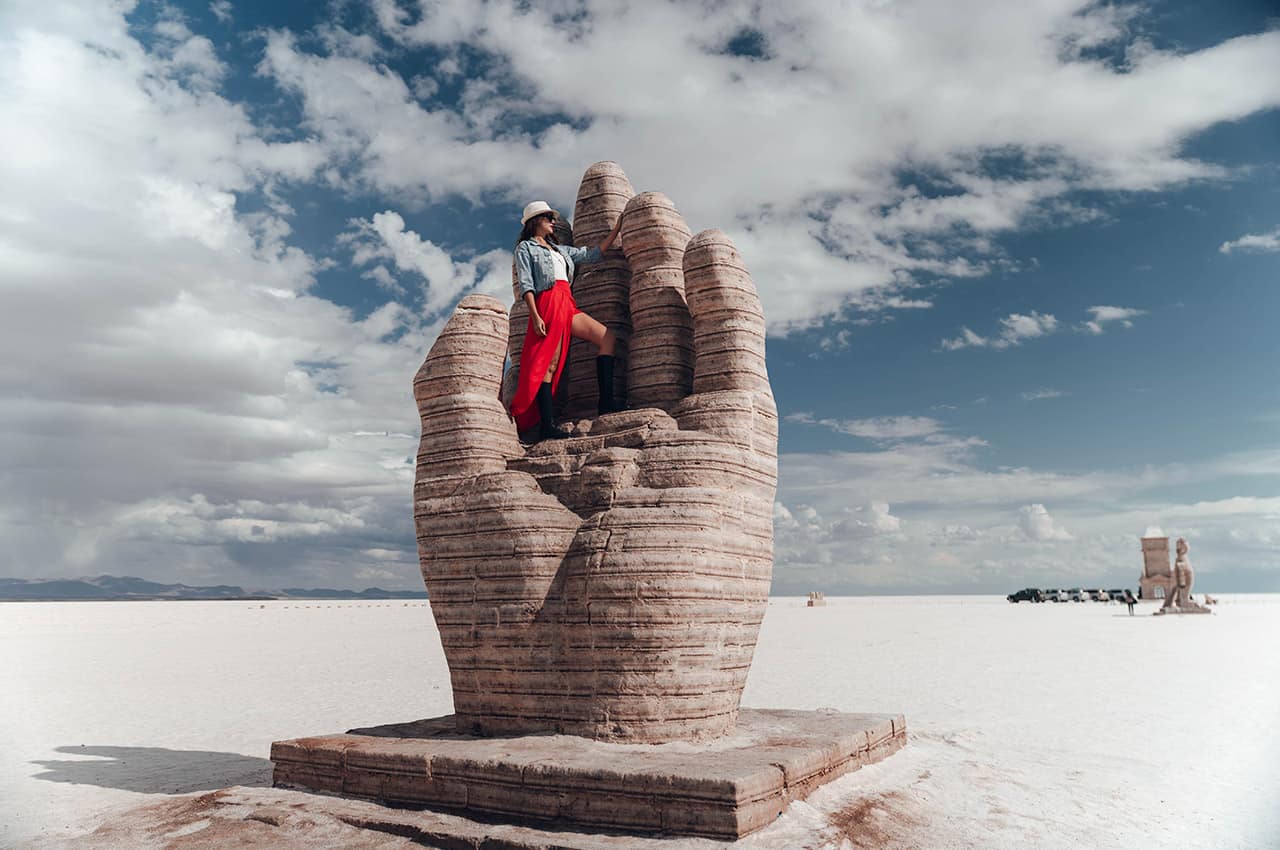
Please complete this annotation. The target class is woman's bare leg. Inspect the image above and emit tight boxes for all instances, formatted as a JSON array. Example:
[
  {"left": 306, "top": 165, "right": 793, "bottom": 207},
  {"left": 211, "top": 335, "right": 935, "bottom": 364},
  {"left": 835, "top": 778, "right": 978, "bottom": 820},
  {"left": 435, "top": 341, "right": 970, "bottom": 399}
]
[
  {"left": 573, "top": 311, "right": 620, "bottom": 414},
  {"left": 571, "top": 312, "right": 615, "bottom": 354},
  {"left": 542, "top": 340, "right": 563, "bottom": 382}
]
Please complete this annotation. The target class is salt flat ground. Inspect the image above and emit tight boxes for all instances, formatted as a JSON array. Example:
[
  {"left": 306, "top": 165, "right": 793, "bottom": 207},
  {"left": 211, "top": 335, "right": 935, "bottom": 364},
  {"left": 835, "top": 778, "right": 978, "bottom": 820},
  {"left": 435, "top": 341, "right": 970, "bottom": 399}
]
[{"left": 1, "top": 595, "right": 1277, "bottom": 849}]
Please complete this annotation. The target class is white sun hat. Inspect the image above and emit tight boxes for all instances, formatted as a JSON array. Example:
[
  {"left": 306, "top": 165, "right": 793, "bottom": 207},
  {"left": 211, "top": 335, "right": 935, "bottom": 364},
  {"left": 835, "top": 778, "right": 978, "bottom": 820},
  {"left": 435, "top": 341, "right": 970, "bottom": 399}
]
[{"left": 521, "top": 200, "right": 558, "bottom": 225}]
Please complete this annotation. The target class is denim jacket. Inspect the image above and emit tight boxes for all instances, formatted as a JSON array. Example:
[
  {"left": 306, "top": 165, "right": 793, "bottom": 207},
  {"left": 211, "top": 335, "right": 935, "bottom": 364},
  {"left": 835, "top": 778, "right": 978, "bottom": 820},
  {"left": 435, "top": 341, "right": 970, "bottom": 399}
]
[{"left": 515, "top": 239, "right": 602, "bottom": 297}]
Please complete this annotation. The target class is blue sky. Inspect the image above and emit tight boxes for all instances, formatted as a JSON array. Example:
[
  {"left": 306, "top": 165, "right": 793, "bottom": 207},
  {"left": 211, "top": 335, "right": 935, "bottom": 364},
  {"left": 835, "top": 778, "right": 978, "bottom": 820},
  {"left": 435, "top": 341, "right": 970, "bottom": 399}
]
[{"left": 1, "top": 0, "right": 1278, "bottom": 593}]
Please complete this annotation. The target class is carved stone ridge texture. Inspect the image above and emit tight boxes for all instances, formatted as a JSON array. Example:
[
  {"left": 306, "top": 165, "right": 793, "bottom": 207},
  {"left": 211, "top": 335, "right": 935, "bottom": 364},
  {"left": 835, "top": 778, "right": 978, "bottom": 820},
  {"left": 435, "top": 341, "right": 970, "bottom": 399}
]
[
  {"left": 1141, "top": 537, "right": 1172, "bottom": 579},
  {"left": 1139, "top": 536, "right": 1175, "bottom": 601},
  {"left": 622, "top": 191, "right": 694, "bottom": 412},
  {"left": 414, "top": 162, "right": 777, "bottom": 743},
  {"left": 565, "top": 161, "right": 635, "bottom": 418}
]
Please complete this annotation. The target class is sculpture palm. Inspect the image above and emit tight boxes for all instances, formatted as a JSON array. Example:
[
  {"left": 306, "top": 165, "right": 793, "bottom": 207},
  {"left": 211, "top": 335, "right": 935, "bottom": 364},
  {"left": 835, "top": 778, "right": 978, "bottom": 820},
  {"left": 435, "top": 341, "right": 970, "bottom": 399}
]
[{"left": 413, "top": 162, "right": 777, "bottom": 742}]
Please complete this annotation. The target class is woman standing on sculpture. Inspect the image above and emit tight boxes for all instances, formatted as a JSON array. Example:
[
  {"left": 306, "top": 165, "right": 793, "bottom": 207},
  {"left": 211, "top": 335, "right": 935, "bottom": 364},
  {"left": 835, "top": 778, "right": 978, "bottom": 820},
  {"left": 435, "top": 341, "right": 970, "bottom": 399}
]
[{"left": 510, "top": 201, "right": 623, "bottom": 440}]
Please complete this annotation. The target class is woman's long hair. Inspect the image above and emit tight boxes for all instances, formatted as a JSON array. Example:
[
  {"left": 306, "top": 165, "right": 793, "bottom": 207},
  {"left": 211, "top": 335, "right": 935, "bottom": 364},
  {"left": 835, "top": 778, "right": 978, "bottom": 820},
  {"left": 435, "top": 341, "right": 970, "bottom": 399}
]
[{"left": 516, "top": 213, "right": 559, "bottom": 248}]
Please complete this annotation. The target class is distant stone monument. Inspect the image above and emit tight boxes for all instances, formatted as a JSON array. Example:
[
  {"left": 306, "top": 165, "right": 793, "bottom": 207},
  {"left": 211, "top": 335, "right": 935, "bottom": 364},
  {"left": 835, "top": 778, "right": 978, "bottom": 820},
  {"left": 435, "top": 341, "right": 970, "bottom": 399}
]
[
  {"left": 1155, "top": 537, "right": 1210, "bottom": 615},
  {"left": 807, "top": 591, "right": 827, "bottom": 607},
  {"left": 271, "top": 162, "right": 906, "bottom": 841},
  {"left": 1139, "top": 536, "right": 1175, "bottom": 600}
]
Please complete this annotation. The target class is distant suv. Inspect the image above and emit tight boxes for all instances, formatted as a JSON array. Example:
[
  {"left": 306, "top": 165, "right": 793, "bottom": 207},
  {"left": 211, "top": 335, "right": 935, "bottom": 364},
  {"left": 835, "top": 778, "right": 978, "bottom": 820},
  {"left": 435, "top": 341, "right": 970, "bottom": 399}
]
[
  {"left": 1043, "top": 588, "right": 1066, "bottom": 602},
  {"left": 1068, "top": 588, "right": 1087, "bottom": 602},
  {"left": 1007, "top": 588, "right": 1043, "bottom": 603}
]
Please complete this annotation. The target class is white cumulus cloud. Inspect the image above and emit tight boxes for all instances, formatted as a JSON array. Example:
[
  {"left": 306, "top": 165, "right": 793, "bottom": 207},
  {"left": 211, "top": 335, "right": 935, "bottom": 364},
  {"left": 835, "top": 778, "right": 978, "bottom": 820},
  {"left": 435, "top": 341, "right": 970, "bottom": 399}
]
[
  {"left": 253, "top": 0, "right": 1280, "bottom": 331},
  {"left": 1018, "top": 503, "right": 1074, "bottom": 541},
  {"left": 340, "top": 211, "right": 510, "bottom": 315},
  {"left": 942, "top": 312, "right": 1059, "bottom": 350},
  {"left": 1021, "top": 388, "right": 1066, "bottom": 401},
  {"left": 1081, "top": 305, "right": 1146, "bottom": 335},
  {"left": 3, "top": 1, "right": 1279, "bottom": 592},
  {"left": 787, "top": 413, "right": 945, "bottom": 441},
  {"left": 0, "top": 5, "right": 439, "bottom": 588},
  {"left": 1219, "top": 227, "right": 1280, "bottom": 254}
]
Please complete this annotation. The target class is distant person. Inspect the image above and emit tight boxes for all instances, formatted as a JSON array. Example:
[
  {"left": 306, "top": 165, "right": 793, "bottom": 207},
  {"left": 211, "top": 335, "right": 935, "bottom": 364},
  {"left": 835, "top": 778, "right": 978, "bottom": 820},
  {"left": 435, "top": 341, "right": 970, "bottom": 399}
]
[
  {"left": 509, "top": 201, "right": 623, "bottom": 441},
  {"left": 1122, "top": 588, "right": 1136, "bottom": 616}
]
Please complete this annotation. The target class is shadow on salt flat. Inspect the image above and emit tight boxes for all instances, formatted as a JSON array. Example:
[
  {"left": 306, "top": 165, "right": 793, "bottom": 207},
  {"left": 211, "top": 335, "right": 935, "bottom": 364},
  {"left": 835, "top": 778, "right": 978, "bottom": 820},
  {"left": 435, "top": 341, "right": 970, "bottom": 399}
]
[{"left": 31, "top": 745, "right": 272, "bottom": 794}]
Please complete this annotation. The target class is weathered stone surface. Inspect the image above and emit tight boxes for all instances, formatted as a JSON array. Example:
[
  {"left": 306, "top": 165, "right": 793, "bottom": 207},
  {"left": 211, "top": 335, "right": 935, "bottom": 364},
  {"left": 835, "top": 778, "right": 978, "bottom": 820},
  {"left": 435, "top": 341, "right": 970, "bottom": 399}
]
[
  {"left": 683, "top": 230, "right": 768, "bottom": 398},
  {"left": 1156, "top": 537, "right": 1211, "bottom": 615},
  {"left": 271, "top": 709, "right": 907, "bottom": 841},
  {"left": 415, "top": 296, "right": 523, "bottom": 478},
  {"left": 414, "top": 163, "right": 778, "bottom": 743}
]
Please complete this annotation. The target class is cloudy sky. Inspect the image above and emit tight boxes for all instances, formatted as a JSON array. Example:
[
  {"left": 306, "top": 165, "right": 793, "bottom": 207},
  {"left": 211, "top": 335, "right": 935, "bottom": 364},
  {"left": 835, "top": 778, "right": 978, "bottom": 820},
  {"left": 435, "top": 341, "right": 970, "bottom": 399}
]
[{"left": 2, "top": 0, "right": 1278, "bottom": 593}]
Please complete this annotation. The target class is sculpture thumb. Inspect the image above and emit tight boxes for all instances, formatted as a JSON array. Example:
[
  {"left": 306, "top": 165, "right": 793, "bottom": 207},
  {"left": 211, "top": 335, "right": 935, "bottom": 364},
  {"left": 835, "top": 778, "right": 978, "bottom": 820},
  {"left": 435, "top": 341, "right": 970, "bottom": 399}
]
[{"left": 414, "top": 295, "right": 521, "bottom": 479}]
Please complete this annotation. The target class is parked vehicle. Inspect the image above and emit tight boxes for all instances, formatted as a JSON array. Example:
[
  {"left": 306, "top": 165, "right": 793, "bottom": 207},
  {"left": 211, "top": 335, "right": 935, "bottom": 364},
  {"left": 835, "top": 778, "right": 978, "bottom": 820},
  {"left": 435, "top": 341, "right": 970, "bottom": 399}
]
[{"left": 1006, "top": 586, "right": 1131, "bottom": 605}]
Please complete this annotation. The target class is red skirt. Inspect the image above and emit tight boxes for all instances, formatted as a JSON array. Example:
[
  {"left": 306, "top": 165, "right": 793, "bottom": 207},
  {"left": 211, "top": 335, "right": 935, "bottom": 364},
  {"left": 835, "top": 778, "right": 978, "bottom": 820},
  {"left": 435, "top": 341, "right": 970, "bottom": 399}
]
[{"left": 510, "top": 280, "right": 579, "bottom": 430}]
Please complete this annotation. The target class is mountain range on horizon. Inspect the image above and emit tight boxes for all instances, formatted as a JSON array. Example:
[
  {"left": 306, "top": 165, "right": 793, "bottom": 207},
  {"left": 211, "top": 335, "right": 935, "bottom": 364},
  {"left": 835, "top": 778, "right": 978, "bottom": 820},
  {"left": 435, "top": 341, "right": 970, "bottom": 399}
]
[{"left": 0, "top": 574, "right": 427, "bottom": 601}]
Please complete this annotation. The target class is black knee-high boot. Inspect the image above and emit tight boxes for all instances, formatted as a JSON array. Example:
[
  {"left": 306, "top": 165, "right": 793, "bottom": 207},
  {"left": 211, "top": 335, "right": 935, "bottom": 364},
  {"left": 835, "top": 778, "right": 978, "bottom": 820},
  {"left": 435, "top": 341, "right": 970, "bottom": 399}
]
[
  {"left": 536, "top": 382, "right": 570, "bottom": 440},
  {"left": 596, "top": 355, "right": 621, "bottom": 415}
]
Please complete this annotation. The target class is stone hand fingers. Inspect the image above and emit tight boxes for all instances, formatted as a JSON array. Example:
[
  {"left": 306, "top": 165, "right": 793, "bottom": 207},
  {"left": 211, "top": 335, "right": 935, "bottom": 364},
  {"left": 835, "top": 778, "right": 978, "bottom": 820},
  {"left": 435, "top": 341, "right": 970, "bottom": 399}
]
[
  {"left": 620, "top": 191, "right": 693, "bottom": 412},
  {"left": 682, "top": 230, "right": 769, "bottom": 397},
  {"left": 411, "top": 164, "right": 780, "bottom": 742},
  {"left": 673, "top": 229, "right": 778, "bottom": 454},
  {"left": 561, "top": 162, "right": 635, "bottom": 419}
]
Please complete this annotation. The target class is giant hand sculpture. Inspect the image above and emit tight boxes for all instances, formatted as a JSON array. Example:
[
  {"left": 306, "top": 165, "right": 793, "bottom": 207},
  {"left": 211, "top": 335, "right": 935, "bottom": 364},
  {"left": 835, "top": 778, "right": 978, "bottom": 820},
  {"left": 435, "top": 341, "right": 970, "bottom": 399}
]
[{"left": 413, "top": 162, "right": 776, "bottom": 743}]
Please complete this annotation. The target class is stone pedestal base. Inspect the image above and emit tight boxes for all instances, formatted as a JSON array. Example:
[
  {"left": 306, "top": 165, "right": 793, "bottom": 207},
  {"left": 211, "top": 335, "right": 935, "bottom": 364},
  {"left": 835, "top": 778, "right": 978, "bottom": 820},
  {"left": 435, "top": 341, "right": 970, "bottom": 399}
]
[
  {"left": 1154, "top": 604, "right": 1212, "bottom": 615},
  {"left": 271, "top": 708, "right": 906, "bottom": 840}
]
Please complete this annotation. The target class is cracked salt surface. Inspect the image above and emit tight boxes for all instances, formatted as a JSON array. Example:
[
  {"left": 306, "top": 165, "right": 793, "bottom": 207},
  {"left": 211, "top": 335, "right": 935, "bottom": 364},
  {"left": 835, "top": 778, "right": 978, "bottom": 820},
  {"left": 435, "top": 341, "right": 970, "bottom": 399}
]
[{"left": 2, "top": 595, "right": 1277, "bottom": 848}]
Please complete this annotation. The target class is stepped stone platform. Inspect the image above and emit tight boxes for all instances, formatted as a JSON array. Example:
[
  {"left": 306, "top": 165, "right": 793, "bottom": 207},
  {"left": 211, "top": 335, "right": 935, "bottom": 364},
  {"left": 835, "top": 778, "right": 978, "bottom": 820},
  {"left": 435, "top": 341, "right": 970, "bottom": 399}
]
[{"left": 271, "top": 708, "right": 906, "bottom": 840}]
